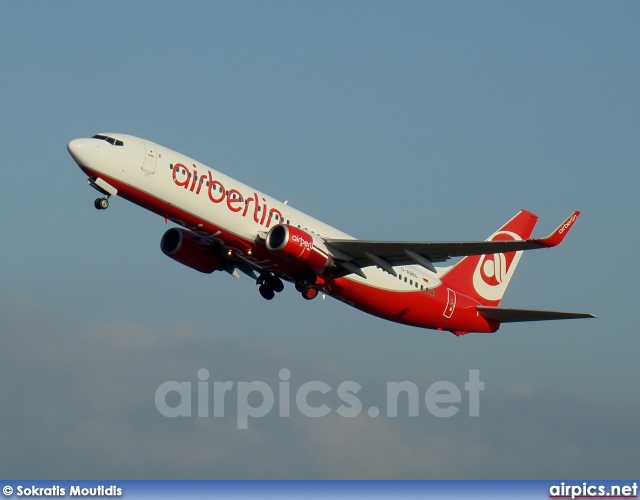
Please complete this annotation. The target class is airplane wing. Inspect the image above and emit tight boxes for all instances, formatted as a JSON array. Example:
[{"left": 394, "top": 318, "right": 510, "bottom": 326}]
[
  {"left": 477, "top": 306, "right": 596, "bottom": 323},
  {"left": 324, "top": 211, "right": 580, "bottom": 278}
]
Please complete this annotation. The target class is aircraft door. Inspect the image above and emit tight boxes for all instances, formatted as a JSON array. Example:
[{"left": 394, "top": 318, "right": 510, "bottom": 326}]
[
  {"left": 443, "top": 288, "right": 456, "bottom": 319},
  {"left": 142, "top": 141, "right": 157, "bottom": 173}
]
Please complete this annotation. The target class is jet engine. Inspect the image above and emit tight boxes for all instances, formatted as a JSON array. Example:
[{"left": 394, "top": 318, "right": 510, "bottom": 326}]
[
  {"left": 160, "top": 228, "right": 223, "bottom": 274},
  {"left": 265, "top": 224, "right": 334, "bottom": 272}
]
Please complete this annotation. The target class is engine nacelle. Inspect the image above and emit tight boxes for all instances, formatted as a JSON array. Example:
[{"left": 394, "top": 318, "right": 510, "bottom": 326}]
[
  {"left": 160, "top": 228, "right": 224, "bottom": 274},
  {"left": 266, "top": 224, "right": 334, "bottom": 272}
]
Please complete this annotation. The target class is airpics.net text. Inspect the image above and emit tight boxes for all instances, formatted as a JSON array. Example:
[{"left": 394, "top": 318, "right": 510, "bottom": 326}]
[{"left": 155, "top": 369, "right": 484, "bottom": 429}]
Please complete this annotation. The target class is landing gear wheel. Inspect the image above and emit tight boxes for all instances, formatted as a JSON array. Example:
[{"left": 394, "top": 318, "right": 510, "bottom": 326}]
[
  {"left": 295, "top": 277, "right": 316, "bottom": 293},
  {"left": 301, "top": 284, "right": 318, "bottom": 300},
  {"left": 267, "top": 276, "right": 284, "bottom": 293},
  {"left": 94, "top": 197, "right": 109, "bottom": 210},
  {"left": 259, "top": 284, "right": 275, "bottom": 301}
]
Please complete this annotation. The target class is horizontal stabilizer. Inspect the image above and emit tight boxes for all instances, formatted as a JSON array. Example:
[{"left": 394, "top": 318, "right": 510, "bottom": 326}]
[{"left": 477, "top": 306, "right": 596, "bottom": 323}]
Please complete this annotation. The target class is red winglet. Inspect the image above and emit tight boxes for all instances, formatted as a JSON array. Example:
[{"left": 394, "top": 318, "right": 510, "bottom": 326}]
[{"left": 535, "top": 211, "right": 581, "bottom": 247}]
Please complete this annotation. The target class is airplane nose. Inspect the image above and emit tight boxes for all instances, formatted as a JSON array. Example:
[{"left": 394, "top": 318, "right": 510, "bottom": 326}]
[
  {"left": 67, "top": 138, "right": 93, "bottom": 166},
  {"left": 67, "top": 138, "right": 82, "bottom": 160}
]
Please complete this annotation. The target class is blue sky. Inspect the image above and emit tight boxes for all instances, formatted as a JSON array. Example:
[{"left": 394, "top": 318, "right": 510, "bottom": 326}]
[{"left": 0, "top": 1, "right": 638, "bottom": 478}]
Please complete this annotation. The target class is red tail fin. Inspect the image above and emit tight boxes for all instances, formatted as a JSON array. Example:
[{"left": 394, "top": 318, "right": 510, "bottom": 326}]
[{"left": 440, "top": 210, "right": 539, "bottom": 306}]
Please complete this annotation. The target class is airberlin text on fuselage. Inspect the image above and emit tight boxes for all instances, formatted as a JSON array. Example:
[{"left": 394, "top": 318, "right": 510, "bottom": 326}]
[{"left": 172, "top": 163, "right": 283, "bottom": 229}]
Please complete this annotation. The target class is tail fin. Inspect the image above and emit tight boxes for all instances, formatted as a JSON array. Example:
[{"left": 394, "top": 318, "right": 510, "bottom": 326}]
[{"left": 440, "top": 210, "right": 539, "bottom": 306}]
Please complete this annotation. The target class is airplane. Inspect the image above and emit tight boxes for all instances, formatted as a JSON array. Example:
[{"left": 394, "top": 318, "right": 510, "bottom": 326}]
[{"left": 67, "top": 133, "right": 595, "bottom": 336}]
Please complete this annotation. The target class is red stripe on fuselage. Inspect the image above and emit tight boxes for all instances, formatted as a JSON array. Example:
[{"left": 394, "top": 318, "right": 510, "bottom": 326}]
[
  {"left": 324, "top": 276, "right": 499, "bottom": 333},
  {"left": 83, "top": 167, "right": 498, "bottom": 334}
]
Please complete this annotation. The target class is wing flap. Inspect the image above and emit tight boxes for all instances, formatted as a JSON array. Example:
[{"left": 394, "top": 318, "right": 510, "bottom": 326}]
[{"left": 477, "top": 306, "right": 596, "bottom": 323}]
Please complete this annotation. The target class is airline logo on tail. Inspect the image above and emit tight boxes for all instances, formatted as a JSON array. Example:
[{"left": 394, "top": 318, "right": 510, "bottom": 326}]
[
  {"left": 472, "top": 231, "right": 523, "bottom": 301},
  {"left": 558, "top": 212, "right": 578, "bottom": 235}
]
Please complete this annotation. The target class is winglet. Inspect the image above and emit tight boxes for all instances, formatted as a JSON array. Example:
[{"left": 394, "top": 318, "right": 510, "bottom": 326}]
[{"left": 534, "top": 211, "right": 581, "bottom": 248}]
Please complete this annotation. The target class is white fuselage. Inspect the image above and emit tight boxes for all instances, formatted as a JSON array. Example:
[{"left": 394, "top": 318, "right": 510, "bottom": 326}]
[{"left": 68, "top": 133, "right": 440, "bottom": 293}]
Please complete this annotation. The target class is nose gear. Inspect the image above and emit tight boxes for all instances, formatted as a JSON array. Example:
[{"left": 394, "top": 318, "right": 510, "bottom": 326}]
[{"left": 94, "top": 197, "right": 109, "bottom": 210}]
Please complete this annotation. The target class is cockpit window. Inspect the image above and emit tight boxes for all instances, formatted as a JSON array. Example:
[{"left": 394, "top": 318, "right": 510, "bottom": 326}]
[{"left": 92, "top": 135, "right": 124, "bottom": 146}]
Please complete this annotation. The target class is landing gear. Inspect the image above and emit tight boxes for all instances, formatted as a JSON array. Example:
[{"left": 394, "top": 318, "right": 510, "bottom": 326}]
[
  {"left": 266, "top": 275, "right": 284, "bottom": 293},
  {"left": 94, "top": 197, "right": 109, "bottom": 210},
  {"left": 88, "top": 178, "right": 117, "bottom": 210},
  {"left": 296, "top": 277, "right": 319, "bottom": 300},
  {"left": 256, "top": 272, "right": 284, "bottom": 300},
  {"left": 301, "top": 283, "right": 318, "bottom": 300},
  {"left": 255, "top": 272, "right": 320, "bottom": 301},
  {"left": 259, "top": 284, "right": 275, "bottom": 301}
]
